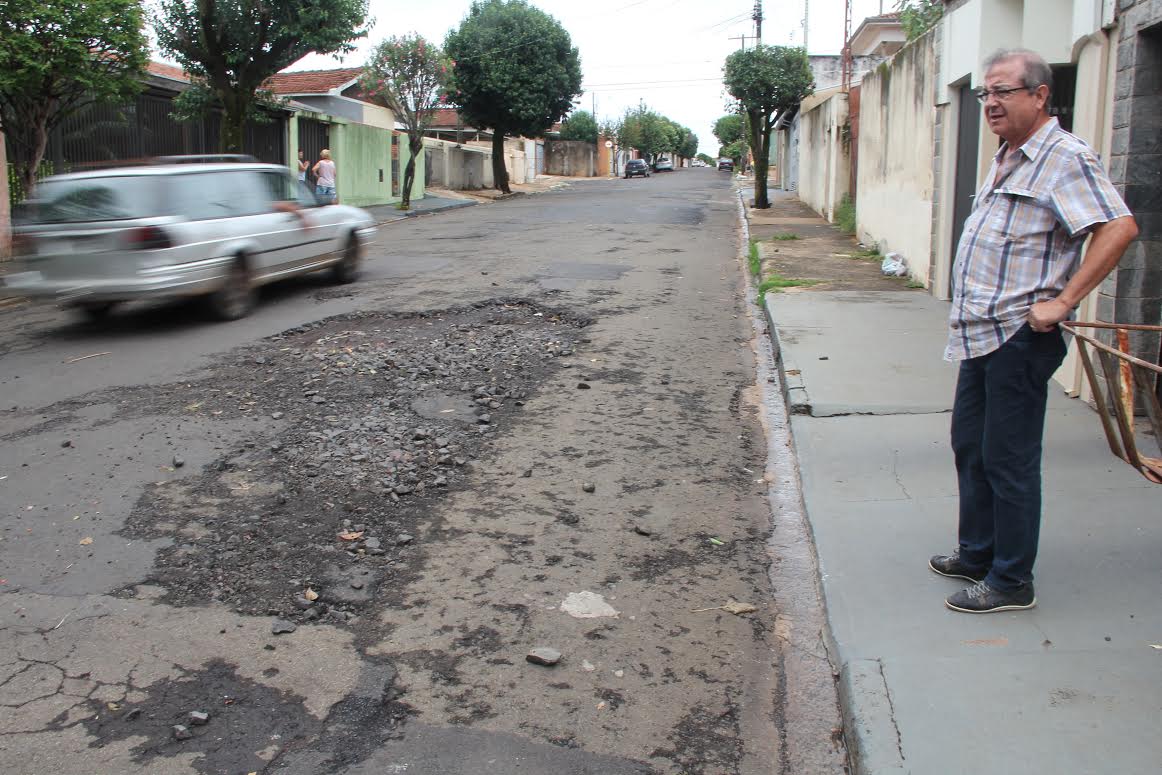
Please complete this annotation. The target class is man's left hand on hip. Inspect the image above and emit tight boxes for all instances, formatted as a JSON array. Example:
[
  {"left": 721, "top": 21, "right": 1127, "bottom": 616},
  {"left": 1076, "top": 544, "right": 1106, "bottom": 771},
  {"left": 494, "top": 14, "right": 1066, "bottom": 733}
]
[{"left": 1028, "top": 299, "right": 1072, "bottom": 332}]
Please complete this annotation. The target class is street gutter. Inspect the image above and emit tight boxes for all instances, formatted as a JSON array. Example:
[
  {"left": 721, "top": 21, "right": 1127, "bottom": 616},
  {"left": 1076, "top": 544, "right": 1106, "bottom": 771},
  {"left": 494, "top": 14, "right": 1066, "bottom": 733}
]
[
  {"left": 741, "top": 185, "right": 908, "bottom": 775},
  {"left": 738, "top": 187, "right": 850, "bottom": 775}
]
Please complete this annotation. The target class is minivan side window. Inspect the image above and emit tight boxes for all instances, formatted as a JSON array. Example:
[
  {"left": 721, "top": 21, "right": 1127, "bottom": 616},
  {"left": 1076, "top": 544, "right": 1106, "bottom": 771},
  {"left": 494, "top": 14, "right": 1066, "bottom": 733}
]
[
  {"left": 174, "top": 170, "right": 275, "bottom": 220},
  {"left": 259, "top": 171, "right": 295, "bottom": 203}
]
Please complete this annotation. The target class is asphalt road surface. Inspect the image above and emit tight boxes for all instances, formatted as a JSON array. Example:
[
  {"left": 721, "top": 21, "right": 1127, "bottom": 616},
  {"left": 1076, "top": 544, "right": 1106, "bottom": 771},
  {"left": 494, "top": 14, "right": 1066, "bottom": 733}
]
[{"left": 0, "top": 169, "right": 845, "bottom": 775}]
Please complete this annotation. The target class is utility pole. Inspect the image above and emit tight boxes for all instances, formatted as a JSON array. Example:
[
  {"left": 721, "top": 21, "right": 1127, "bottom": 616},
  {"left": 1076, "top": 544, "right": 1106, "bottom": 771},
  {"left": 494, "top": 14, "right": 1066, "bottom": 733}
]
[
  {"left": 803, "top": 0, "right": 809, "bottom": 52},
  {"left": 753, "top": 0, "right": 763, "bottom": 45},
  {"left": 728, "top": 34, "right": 752, "bottom": 51},
  {"left": 841, "top": 0, "right": 853, "bottom": 92}
]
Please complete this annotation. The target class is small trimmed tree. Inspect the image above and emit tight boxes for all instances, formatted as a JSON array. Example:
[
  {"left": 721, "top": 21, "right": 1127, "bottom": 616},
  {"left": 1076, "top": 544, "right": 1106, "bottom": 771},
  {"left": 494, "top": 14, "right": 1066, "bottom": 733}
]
[
  {"left": 362, "top": 35, "right": 450, "bottom": 209},
  {"left": 445, "top": 0, "right": 582, "bottom": 193},
  {"left": 0, "top": 0, "right": 149, "bottom": 198},
  {"left": 724, "top": 45, "right": 813, "bottom": 209},
  {"left": 154, "top": 0, "right": 369, "bottom": 153},
  {"left": 559, "top": 109, "right": 598, "bottom": 144}
]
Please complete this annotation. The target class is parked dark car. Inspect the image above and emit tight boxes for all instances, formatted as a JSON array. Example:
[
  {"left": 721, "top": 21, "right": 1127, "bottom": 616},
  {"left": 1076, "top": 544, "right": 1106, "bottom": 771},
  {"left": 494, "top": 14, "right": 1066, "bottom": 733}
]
[
  {"left": 624, "top": 159, "right": 650, "bottom": 179},
  {"left": 717, "top": 159, "right": 734, "bottom": 171}
]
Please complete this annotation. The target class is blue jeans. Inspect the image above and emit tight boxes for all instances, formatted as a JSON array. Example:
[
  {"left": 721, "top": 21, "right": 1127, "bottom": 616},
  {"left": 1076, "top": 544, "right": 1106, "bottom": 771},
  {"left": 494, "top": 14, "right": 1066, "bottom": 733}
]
[
  {"left": 316, "top": 185, "right": 336, "bottom": 204},
  {"left": 950, "top": 324, "right": 1067, "bottom": 590}
]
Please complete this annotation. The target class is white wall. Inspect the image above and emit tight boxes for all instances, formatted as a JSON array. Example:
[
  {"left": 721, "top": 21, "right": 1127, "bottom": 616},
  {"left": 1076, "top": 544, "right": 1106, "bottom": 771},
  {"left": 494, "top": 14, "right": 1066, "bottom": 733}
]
[
  {"left": 856, "top": 30, "right": 939, "bottom": 287},
  {"left": 1024, "top": 0, "right": 1074, "bottom": 62},
  {"left": 798, "top": 93, "right": 850, "bottom": 222}
]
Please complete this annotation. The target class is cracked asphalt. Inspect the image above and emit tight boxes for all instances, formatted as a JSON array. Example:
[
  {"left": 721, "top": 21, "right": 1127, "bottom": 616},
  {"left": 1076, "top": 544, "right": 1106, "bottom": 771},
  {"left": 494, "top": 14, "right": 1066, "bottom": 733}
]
[{"left": 0, "top": 170, "right": 846, "bottom": 774}]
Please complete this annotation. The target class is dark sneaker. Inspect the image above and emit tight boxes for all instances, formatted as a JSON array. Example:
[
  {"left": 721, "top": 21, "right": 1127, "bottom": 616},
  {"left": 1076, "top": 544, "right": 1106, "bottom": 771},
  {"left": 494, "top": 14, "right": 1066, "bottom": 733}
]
[
  {"left": 929, "top": 552, "right": 988, "bottom": 583},
  {"left": 946, "top": 581, "right": 1036, "bottom": 613}
]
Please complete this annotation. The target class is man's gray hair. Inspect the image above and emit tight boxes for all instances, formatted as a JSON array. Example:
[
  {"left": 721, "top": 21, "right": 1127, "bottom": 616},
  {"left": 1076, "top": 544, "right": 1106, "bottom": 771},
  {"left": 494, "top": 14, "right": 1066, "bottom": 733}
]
[{"left": 983, "top": 48, "right": 1054, "bottom": 96}]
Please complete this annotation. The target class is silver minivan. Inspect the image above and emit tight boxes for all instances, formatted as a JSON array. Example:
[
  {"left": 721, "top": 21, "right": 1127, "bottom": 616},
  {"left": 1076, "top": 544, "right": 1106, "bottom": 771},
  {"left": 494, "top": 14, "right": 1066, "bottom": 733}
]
[{"left": 2, "top": 157, "right": 377, "bottom": 321}]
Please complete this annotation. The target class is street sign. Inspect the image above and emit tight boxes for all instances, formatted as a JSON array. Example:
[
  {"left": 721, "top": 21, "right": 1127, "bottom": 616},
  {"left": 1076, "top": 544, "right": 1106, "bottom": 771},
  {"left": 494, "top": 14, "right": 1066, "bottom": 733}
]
[{"left": 604, "top": 140, "right": 613, "bottom": 148}]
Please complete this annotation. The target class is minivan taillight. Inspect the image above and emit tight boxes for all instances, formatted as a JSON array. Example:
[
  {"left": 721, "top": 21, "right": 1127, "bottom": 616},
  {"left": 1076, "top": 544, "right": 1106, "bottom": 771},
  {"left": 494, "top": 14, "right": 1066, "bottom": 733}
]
[
  {"left": 127, "top": 225, "right": 174, "bottom": 250},
  {"left": 10, "top": 233, "right": 37, "bottom": 257}
]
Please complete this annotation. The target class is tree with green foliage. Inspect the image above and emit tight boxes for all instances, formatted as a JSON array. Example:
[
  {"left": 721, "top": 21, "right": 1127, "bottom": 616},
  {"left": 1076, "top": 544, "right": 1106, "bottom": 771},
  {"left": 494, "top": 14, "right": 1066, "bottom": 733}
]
[
  {"left": 614, "top": 107, "right": 695, "bottom": 164},
  {"left": 0, "top": 0, "right": 149, "bottom": 197},
  {"left": 896, "top": 0, "right": 943, "bottom": 40},
  {"left": 696, "top": 152, "right": 715, "bottom": 166},
  {"left": 559, "top": 109, "right": 598, "bottom": 144},
  {"left": 713, "top": 113, "right": 747, "bottom": 164},
  {"left": 362, "top": 35, "right": 450, "bottom": 209},
  {"left": 154, "top": 0, "right": 369, "bottom": 153},
  {"left": 445, "top": 0, "right": 582, "bottom": 193},
  {"left": 723, "top": 44, "right": 813, "bottom": 209},
  {"left": 677, "top": 127, "right": 698, "bottom": 160},
  {"left": 713, "top": 114, "right": 745, "bottom": 148}
]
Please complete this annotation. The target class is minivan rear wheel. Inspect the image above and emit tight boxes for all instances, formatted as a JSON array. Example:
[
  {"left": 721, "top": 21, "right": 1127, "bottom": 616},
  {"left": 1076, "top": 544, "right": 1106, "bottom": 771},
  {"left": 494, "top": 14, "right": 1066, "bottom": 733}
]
[
  {"left": 205, "top": 258, "right": 255, "bottom": 321},
  {"left": 75, "top": 301, "right": 119, "bottom": 322},
  {"left": 330, "top": 235, "right": 361, "bottom": 284}
]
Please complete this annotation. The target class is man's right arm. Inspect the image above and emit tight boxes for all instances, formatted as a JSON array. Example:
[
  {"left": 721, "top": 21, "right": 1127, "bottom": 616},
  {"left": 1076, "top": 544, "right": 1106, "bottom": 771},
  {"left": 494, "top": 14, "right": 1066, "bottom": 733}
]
[{"left": 1028, "top": 215, "right": 1139, "bottom": 332}]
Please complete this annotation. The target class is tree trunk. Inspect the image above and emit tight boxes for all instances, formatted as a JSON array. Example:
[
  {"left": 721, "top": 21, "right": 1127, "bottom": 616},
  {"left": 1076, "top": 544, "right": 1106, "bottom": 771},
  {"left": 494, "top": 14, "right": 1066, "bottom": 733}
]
[
  {"left": 491, "top": 132, "right": 510, "bottom": 194},
  {"left": 401, "top": 134, "right": 424, "bottom": 209},
  {"left": 220, "top": 96, "right": 247, "bottom": 154},
  {"left": 748, "top": 109, "right": 770, "bottom": 210},
  {"left": 15, "top": 117, "right": 51, "bottom": 202},
  {"left": 401, "top": 157, "right": 416, "bottom": 209}
]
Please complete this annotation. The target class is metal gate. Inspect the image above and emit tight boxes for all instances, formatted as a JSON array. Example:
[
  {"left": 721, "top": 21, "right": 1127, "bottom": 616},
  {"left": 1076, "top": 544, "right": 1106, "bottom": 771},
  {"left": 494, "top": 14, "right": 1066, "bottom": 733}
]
[
  {"left": 949, "top": 83, "right": 982, "bottom": 290},
  {"left": 297, "top": 117, "right": 330, "bottom": 174},
  {"left": 7, "top": 88, "right": 287, "bottom": 203}
]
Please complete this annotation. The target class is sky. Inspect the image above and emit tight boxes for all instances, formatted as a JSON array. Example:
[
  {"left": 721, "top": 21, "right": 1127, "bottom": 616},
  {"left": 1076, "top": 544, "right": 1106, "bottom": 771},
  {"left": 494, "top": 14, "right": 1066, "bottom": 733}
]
[{"left": 290, "top": 0, "right": 893, "bottom": 157}]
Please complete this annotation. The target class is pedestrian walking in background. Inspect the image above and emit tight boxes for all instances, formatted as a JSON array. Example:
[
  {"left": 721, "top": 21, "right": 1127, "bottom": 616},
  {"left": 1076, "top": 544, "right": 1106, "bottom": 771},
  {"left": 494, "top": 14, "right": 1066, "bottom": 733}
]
[
  {"left": 313, "top": 149, "right": 337, "bottom": 204},
  {"left": 930, "top": 48, "right": 1138, "bottom": 613}
]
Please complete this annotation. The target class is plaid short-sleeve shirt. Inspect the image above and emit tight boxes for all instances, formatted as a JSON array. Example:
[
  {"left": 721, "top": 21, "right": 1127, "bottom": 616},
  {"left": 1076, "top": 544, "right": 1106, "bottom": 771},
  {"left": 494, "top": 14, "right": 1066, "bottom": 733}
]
[{"left": 945, "top": 118, "right": 1132, "bottom": 361}]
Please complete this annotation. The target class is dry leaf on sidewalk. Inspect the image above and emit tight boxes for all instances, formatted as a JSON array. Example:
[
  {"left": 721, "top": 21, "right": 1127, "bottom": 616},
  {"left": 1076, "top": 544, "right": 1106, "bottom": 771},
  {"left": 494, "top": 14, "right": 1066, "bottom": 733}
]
[
  {"left": 79, "top": 537, "right": 93, "bottom": 545},
  {"left": 337, "top": 530, "right": 364, "bottom": 541}
]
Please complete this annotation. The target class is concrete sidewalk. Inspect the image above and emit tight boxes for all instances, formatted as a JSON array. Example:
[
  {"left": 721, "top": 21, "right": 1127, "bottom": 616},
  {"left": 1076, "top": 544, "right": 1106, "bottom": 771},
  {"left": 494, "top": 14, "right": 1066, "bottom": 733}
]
[
  {"left": 752, "top": 191, "right": 1162, "bottom": 775},
  {"left": 363, "top": 192, "right": 477, "bottom": 225}
]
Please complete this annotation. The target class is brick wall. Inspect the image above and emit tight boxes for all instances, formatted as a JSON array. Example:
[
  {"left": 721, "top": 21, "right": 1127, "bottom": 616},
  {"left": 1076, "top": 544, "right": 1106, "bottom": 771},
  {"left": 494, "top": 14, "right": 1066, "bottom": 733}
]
[{"left": 1103, "top": 1, "right": 1162, "bottom": 373}]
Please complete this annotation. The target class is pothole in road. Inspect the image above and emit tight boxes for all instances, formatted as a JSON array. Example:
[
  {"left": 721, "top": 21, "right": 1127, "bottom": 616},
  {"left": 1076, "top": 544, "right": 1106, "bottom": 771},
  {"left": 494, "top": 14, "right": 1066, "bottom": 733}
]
[
  {"left": 114, "top": 301, "right": 589, "bottom": 633},
  {"left": 81, "top": 659, "right": 321, "bottom": 774}
]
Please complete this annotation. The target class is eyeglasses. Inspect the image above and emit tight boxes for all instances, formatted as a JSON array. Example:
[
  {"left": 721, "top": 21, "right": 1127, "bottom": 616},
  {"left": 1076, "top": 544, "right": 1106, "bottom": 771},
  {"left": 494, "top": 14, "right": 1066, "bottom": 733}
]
[{"left": 975, "top": 85, "right": 1032, "bottom": 103}]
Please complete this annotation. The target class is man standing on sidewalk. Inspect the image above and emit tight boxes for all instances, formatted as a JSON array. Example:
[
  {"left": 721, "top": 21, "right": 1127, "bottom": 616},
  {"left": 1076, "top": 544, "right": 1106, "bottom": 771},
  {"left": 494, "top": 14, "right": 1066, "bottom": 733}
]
[{"left": 931, "top": 49, "right": 1138, "bottom": 613}]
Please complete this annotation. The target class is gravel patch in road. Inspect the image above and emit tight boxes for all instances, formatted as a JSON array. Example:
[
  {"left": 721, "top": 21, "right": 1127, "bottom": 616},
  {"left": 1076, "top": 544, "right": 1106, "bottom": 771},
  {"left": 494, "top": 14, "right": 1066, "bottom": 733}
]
[{"left": 117, "top": 301, "right": 588, "bottom": 630}]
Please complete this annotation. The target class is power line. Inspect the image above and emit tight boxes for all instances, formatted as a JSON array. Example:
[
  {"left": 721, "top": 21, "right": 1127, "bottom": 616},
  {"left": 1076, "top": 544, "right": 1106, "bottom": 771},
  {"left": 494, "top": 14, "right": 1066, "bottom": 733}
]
[{"left": 583, "top": 77, "right": 723, "bottom": 87}]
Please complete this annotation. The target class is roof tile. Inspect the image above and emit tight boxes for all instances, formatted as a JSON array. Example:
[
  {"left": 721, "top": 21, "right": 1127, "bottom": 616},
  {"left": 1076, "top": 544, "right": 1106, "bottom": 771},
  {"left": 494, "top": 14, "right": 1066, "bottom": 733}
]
[{"left": 267, "top": 68, "right": 363, "bottom": 95}]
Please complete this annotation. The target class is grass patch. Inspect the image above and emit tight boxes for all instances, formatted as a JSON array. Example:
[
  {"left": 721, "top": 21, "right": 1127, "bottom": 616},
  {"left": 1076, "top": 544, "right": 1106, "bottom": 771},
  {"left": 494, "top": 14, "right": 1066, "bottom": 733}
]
[
  {"left": 850, "top": 246, "right": 881, "bottom": 259},
  {"left": 905, "top": 279, "right": 925, "bottom": 289},
  {"left": 748, "top": 239, "right": 761, "bottom": 277},
  {"left": 772, "top": 232, "right": 801, "bottom": 241},
  {"left": 757, "top": 274, "right": 821, "bottom": 304},
  {"left": 834, "top": 194, "right": 856, "bottom": 235}
]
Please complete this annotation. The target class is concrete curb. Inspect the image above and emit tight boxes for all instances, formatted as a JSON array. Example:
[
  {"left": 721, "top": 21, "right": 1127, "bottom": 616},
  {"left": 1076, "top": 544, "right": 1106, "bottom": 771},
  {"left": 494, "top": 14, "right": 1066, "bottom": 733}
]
[
  {"left": 740, "top": 186, "right": 904, "bottom": 775},
  {"left": 374, "top": 199, "right": 478, "bottom": 226},
  {"left": 403, "top": 200, "right": 477, "bottom": 218},
  {"left": 762, "top": 296, "right": 811, "bottom": 415},
  {"left": 838, "top": 661, "right": 908, "bottom": 775}
]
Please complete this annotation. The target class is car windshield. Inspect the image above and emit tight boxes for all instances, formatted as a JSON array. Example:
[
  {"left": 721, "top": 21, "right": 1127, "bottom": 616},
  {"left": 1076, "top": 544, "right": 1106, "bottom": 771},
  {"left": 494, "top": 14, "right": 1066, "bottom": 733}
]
[{"left": 18, "top": 176, "right": 168, "bottom": 224}]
